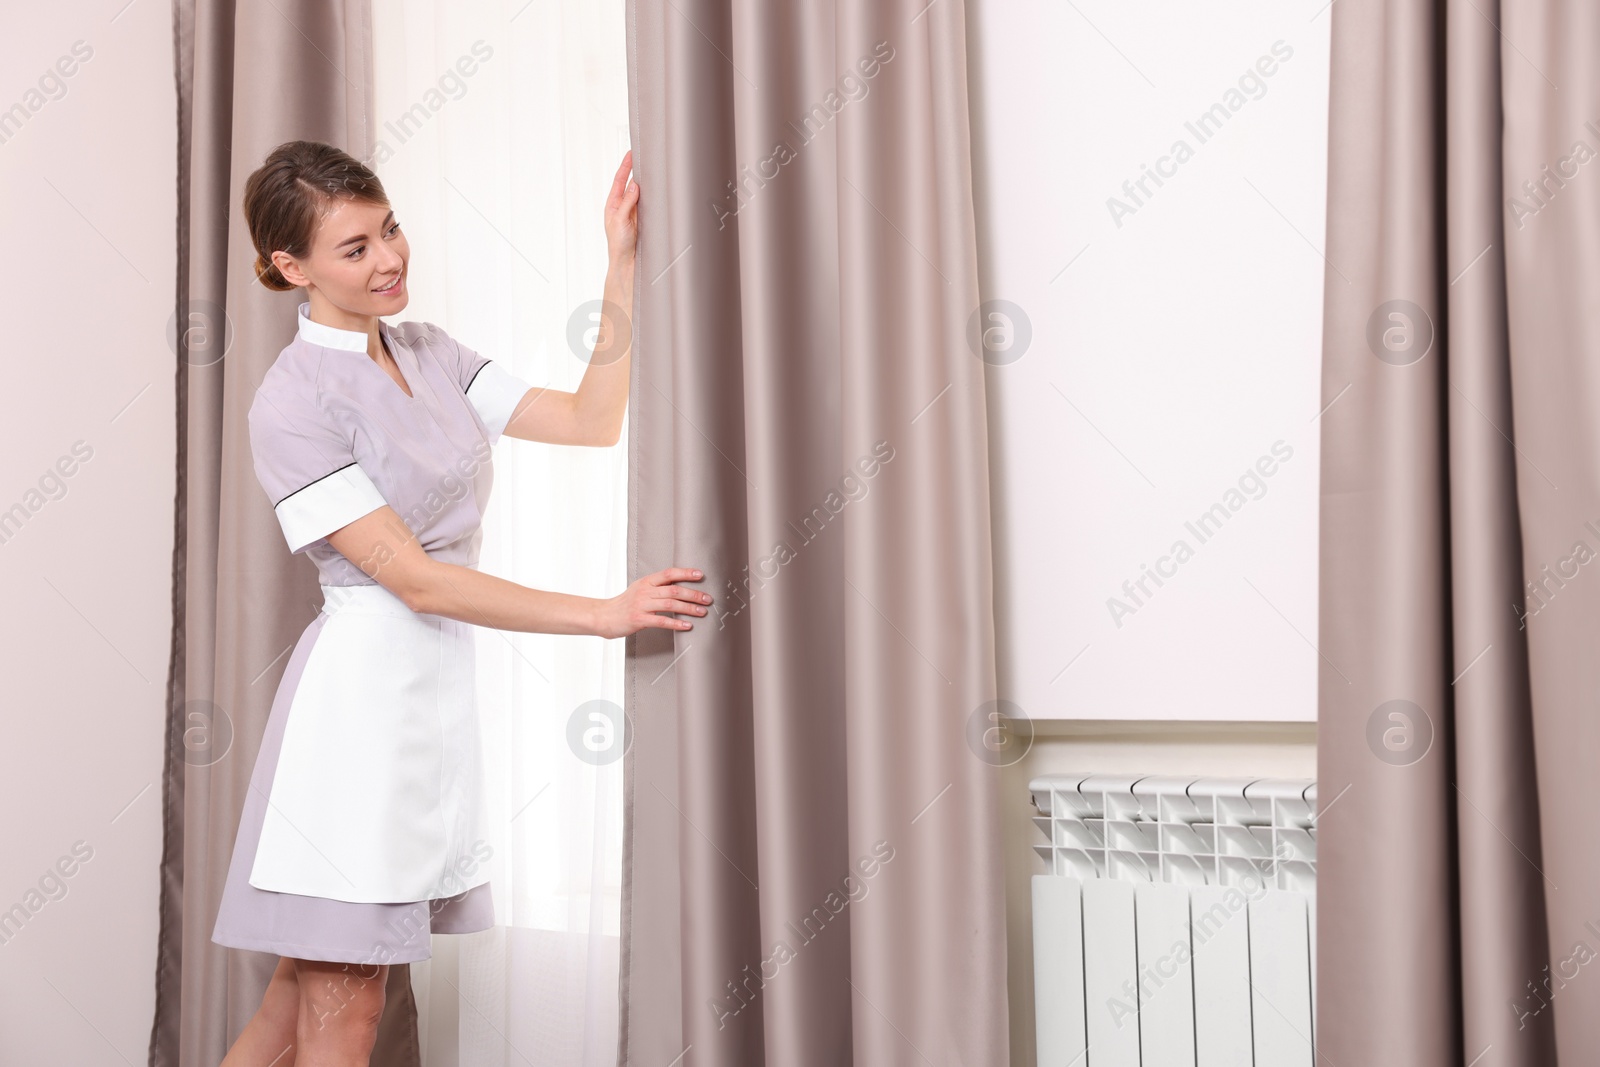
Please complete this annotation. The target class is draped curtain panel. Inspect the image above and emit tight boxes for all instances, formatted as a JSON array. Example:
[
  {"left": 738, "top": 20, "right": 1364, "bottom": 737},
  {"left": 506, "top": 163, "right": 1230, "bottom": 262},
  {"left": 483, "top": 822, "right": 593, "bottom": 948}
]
[
  {"left": 159, "top": 1, "right": 421, "bottom": 1063},
  {"left": 1318, "top": 0, "right": 1600, "bottom": 1063},
  {"left": 619, "top": 0, "right": 1010, "bottom": 1064}
]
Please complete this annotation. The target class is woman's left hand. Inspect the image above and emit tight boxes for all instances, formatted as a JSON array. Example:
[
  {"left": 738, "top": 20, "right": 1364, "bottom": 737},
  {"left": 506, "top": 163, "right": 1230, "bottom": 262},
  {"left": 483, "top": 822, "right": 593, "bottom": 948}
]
[{"left": 605, "top": 149, "right": 639, "bottom": 269}]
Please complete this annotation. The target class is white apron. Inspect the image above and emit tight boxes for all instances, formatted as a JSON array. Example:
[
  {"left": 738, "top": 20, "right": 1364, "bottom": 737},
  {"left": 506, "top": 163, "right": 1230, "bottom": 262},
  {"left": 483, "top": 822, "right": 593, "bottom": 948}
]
[{"left": 248, "top": 582, "right": 488, "bottom": 903}]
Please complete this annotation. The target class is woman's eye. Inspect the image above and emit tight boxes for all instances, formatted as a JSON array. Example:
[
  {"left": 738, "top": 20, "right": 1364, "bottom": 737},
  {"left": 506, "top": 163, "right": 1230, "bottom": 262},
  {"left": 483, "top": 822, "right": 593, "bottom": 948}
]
[
  {"left": 387, "top": 223, "right": 401, "bottom": 236},
  {"left": 346, "top": 246, "right": 363, "bottom": 259}
]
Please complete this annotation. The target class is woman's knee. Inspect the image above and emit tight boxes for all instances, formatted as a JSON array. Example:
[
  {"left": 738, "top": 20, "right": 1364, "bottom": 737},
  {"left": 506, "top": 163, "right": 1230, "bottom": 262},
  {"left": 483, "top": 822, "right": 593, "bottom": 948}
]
[{"left": 293, "top": 960, "right": 387, "bottom": 1046}]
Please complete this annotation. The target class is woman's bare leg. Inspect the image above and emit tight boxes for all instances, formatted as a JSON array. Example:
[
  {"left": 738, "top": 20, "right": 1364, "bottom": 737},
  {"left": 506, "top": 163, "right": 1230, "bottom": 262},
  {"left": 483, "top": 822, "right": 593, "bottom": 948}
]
[
  {"left": 292, "top": 959, "right": 387, "bottom": 1067},
  {"left": 219, "top": 957, "right": 300, "bottom": 1066}
]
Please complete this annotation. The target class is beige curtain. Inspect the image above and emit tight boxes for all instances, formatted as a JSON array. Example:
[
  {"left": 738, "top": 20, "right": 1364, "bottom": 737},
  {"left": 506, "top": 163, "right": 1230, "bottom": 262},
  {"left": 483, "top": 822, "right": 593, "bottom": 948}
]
[
  {"left": 619, "top": 0, "right": 1010, "bottom": 1064},
  {"left": 157, "top": 1, "right": 420, "bottom": 1062},
  {"left": 1318, "top": 0, "right": 1600, "bottom": 1063}
]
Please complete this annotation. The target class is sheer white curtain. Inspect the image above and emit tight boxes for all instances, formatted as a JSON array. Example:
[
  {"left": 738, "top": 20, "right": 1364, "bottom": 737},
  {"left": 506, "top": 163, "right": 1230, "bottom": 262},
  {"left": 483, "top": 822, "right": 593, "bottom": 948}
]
[{"left": 371, "top": 4, "right": 630, "bottom": 1064}]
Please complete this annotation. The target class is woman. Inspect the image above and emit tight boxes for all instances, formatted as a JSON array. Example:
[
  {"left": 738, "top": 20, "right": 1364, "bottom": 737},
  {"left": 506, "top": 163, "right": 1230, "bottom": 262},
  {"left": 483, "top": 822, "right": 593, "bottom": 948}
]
[{"left": 212, "top": 139, "right": 708, "bottom": 1066}]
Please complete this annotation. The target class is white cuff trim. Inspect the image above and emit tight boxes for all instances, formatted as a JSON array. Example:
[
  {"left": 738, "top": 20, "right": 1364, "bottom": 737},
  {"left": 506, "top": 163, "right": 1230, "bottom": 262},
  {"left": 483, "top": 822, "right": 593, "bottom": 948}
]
[
  {"left": 465, "top": 360, "right": 531, "bottom": 442},
  {"left": 274, "top": 463, "right": 387, "bottom": 553}
]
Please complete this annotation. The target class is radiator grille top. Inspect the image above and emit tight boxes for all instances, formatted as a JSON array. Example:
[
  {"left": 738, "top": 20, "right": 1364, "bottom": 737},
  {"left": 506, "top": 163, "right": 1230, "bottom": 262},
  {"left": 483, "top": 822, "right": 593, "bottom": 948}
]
[{"left": 1029, "top": 773, "right": 1316, "bottom": 893}]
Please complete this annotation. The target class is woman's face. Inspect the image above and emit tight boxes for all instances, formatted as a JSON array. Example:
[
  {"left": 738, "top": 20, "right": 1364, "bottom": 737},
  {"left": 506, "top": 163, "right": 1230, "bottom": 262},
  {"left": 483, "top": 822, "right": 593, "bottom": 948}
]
[{"left": 272, "top": 197, "right": 410, "bottom": 315}]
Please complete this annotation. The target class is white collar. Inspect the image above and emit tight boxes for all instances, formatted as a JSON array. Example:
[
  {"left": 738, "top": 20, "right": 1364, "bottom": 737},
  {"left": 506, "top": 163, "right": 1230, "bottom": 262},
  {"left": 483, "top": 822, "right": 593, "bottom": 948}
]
[{"left": 297, "top": 301, "right": 382, "bottom": 353}]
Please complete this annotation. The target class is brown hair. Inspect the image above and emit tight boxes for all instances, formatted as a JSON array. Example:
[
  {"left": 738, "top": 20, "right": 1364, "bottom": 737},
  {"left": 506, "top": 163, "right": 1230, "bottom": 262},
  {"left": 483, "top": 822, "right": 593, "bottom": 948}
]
[{"left": 242, "top": 140, "right": 390, "bottom": 292}]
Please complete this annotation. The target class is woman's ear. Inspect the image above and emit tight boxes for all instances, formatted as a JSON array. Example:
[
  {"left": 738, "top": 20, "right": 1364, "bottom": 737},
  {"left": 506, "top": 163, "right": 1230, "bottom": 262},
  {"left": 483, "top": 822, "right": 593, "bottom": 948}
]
[{"left": 271, "top": 249, "right": 309, "bottom": 288}]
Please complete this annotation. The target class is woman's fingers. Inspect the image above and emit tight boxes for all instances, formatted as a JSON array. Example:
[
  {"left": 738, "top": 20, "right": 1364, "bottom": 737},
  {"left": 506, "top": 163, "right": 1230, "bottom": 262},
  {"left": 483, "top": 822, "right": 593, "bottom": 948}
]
[
  {"left": 654, "top": 584, "right": 710, "bottom": 604},
  {"left": 610, "top": 152, "right": 632, "bottom": 199},
  {"left": 648, "top": 596, "right": 705, "bottom": 615},
  {"left": 610, "top": 153, "right": 638, "bottom": 211},
  {"left": 633, "top": 602, "right": 694, "bottom": 628},
  {"left": 649, "top": 567, "right": 706, "bottom": 588},
  {"left": 618, "top": 567, "right": 710, "bottom": 634}
]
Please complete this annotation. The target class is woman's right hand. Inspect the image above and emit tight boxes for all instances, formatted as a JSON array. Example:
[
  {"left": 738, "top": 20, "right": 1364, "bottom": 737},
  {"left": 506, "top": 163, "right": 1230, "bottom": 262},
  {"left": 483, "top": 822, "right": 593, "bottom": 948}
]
[{"left": 594, "top": 567, "right": 712, "bottom": 639}]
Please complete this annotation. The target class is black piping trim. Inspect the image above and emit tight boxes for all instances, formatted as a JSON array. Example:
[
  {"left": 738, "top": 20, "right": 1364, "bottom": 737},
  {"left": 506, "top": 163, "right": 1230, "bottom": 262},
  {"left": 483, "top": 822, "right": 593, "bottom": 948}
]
[
  {"left": 272, "top": 461, "right": 359, "bottom": 508},
  {"left": 464, "top": 360, "right": 492, "bottom": 393}
]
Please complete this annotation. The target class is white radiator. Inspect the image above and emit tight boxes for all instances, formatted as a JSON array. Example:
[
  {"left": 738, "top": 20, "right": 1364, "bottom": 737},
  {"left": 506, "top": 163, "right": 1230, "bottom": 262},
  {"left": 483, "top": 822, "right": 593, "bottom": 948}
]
[{"left": 1030, "top": 774, "right": 1317, "bottom": 1067}]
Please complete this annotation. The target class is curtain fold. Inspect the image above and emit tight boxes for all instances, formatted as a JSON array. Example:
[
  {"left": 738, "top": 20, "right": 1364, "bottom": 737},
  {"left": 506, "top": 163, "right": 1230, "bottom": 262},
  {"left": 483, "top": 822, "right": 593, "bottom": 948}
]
[
  {"left": 619, "top": 0, "right": 1010, "bottom": 1063},
  {"left": 1318, "top": 0, "right": 1600, "bottom": 1062},
  {"left": 158, "top": 1, "right": 421, "bottom": 1062}
]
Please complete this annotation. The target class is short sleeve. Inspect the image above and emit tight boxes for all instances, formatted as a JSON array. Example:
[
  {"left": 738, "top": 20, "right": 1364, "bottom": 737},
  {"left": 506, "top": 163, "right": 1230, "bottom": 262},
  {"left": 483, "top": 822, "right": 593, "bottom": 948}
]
[
  {"left": 247, "top": 388, "right": 388, "bottom": 555},
  {"left": 429, "top": 324, "right": 533, "bottom": 444}
]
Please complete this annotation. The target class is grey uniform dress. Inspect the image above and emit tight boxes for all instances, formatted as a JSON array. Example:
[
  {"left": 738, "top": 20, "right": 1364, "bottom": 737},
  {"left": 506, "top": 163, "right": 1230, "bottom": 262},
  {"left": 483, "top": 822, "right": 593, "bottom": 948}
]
[{"left": 211, "top": 301, "right": 533, "bottom": 965}]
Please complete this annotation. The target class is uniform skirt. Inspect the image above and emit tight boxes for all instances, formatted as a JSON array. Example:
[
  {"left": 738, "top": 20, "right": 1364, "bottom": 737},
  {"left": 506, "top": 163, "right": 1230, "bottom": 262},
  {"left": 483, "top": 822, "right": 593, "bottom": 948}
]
[{"left": 212, "top": 582, "right": 493, "bottom": 965}]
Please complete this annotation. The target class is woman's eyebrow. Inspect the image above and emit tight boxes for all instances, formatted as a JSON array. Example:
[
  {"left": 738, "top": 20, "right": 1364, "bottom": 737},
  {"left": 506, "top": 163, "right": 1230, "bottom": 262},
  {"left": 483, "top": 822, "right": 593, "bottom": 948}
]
[{"left": 333, "top": 209, "right": 396, "bottom": 249}]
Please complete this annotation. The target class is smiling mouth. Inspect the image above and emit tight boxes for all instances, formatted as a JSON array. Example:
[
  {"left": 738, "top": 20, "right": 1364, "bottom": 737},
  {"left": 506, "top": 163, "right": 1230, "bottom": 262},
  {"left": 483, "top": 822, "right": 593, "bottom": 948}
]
[{"left": 372, "top": 272, "right": 403, "bottom": 294}]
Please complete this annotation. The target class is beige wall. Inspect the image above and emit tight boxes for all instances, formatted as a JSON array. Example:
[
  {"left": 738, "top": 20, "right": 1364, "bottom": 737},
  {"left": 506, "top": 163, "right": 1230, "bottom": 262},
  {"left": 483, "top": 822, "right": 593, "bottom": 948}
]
[
  {"left": 0, "top": 5, "right": 175, "bottom": 1063},
  {"left": 967, "top": 0, "right": 1329, "bottom": 727}
]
